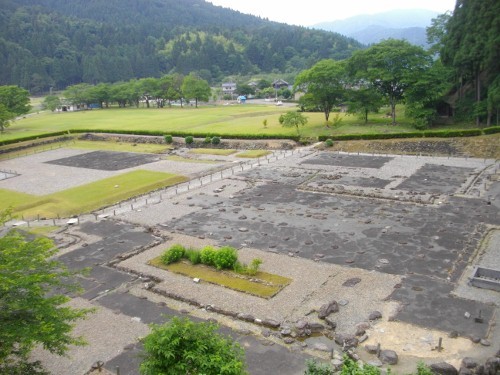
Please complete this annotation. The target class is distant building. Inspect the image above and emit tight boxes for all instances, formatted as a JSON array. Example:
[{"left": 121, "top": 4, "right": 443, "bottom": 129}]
[
  {"left": 272, "top": 79, "right": 289, "bottom": 90},
  {"left": 222, "top": 82, "right": 236, "bottom": 96}
]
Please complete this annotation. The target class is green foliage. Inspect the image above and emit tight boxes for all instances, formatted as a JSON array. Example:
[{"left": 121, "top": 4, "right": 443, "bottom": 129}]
[
  {"left": 211, "top": 136, "right": 221, "bottom": 145},
  {"left": 349, "top": 39, "right": 432, "bottom": 125},
  {"left": 161, "top": 244, "right": 186, "bottom": 265},
  {"left": 204, "top": 135, "right": 212, "bottom": 144},
  {"left": 200, "top": 246, "right": 217, "bottom": 267},
  {"left": 185, "top": 135, "right": 194, "bottom": 144},
  {"left": 294, "top": 59, "right": 347, "bottom": 124},
  {"left": 415, "top": 362, "right": 434, "bottom": 375},
  {"left": 263, "top": 119, "right": 268, "bottom": 128},
  {"left": 340, "top": 355, "right": 380, "bottom": 375},
  {"left": 164, "top": 134, "right": 173, "bottom": 144},
  {"left": 42, "top": 95, "right": 62, "bottom": 112},
  {"left": 0, "top": 86, "right": 31, "bottom": 131},
  {"left": 324, "top": 139, "right": 334, "bottom": 147},
  {"left": 304, "top": 359, "right": 334, "bottom": 375},
  {"left": 213, "top": 246, "right": 238, "bottom": 270},
  {"left": 140, "top": 317, "right": 248, "bottom": 375},
  {"left": 280, "top": 111, "right": 308, "bottom": 134},
  {"left": 0, "top": 223, "right": 92, "bottom": 368},
  {"left": 185, "top": 248, "right": 201, "bottom": 265},
  {"left": 483, "top": 126, "right": 500, "bottom": 135},
  {"left": 181, "top": 73, "right": 211, "bottom": 108},
  {"left": 247, "top": 258, "right": 263, "bottom": 276}
]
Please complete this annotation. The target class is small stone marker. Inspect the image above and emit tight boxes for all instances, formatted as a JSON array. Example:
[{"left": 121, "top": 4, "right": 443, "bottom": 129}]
[{"left": 193, "top": 278, "right": 200, "bottom": 283}]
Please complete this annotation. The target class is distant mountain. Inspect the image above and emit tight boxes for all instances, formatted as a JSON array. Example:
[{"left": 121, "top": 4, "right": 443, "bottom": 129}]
[
  {"left": 0, "top": 0, "right": 362, "bottom": 93},
  {"left": 313, "top": 9, "right": 440, "bottom": 47}
]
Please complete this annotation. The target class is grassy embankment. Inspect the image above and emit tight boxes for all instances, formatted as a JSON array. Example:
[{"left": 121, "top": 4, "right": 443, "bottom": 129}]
[{"left": 0, "top": 170, "right": 187, "bottom": 219}]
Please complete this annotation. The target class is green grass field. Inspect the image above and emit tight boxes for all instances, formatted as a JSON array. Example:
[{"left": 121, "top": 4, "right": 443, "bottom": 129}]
[
  {"left": 1, "top": 170, "right": 188, "bottom": 219},
  {"left": 1, "top": 103, "right": 472, "bottom": 144}
]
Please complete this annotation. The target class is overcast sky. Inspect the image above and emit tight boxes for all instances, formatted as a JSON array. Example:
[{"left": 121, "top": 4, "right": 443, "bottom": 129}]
[{"left": 208, "top": 0, "right": 456, "bottom": 26}]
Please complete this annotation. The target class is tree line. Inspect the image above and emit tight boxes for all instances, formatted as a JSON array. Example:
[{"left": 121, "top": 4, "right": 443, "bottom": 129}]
[
  {"left": 0, "top": 0, "right": 361, "bottom": 94},
  {"left": 296, "top": 0, "right": 500, "bottom": 128}
]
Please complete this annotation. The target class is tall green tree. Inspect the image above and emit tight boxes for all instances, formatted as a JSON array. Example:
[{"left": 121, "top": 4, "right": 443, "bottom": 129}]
[
  {"left": 349, "top": 39, "right": 431, "bottom": 125},
  {"left": 140, "top": 317, "right": 248, "bottom": 375},
  {"left": 294, "top": 59, "right": 347, "bottom": 126},
  {"left": 42, "top": 95, "right": 62, "bottom": 112},
  {"left": 181, "top": 73, "right": 211, "bottom": 108},
  {"left": 0, "top": 86, "right": 31, "bottom": 131},
  {"left": 441, "top": 0, "right": 500, "bottom": 125},
  {"left": 0, "top": 211, "right": 92, "bottom": 372},
  {"left": 345, "top": 84, "right": 383, "bottom": 124}
]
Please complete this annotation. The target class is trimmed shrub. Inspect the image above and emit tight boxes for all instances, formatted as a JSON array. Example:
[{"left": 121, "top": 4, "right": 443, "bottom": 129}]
[
  {"left": 185, "top": 248, "right": 201, "bottom": 265},
  {"left": 185, "top": 135, "right": 194, "bottom": 145},
  {"left": 324, "top": 139, "right": 334, "bottom": 147},
  {"left": 164, "top": 134, "right": 173, "bottom": 144},
  {"left": 204, "top": 136, "right": 211, "bottom": 144},
  {"left": 211, "top": 136, "right": 221, "bottom": 145},
  {"left": 161, "top": 244, "right": 186, "bottom": 264},
  {"left": 213, "top": 246, "right": 238, "bottom": 270},
  {"left": 200, "top": 246, "right": 217, "bottom": 267},
  {"left": 482, "top": 126, "right": 500, "bottom": 135}
]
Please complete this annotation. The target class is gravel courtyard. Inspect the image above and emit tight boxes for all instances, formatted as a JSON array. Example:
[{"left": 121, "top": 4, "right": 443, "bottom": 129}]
[{"left": 3, "top": 145, "right": 498, "bottom": 374}]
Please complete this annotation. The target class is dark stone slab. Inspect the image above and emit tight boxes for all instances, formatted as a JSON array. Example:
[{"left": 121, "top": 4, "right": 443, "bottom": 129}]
[
  {"left": 396, "top": 164, "right": 475, "bottom": 194},
  {"left": 301, "top": 154, "right": 393, "bottom": 169},
  {"left": 57, "top": 221, "right": 155, "bottom": 270},
  {"left": 388, "top": 274, "right": 494, "bottom": 337},
  {"left": 97, "top": 291, "right": 177, "bottom": 325},
  {"left": 46, "top": 150, "right": 160, "bottom": 171}
]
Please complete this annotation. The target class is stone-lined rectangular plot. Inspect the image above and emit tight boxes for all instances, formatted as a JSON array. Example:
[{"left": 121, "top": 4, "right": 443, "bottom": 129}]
[
  {"left": 396, "top": 164, "right": 475, "bottom": 194},
  {"left": 301, "top": 153, "right": 393, "bottom": 169},
  {"left": 46, "top": 150, "right": 160, "bottom": 171}
]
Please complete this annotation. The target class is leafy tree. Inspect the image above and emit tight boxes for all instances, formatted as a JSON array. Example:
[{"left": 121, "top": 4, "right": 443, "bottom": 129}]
[
  {"left": 349, "top": 39, "right": 431, "bottom": 124},
  {"left": 405, "top": 60, "right": 454, "bottom": 128},
  {"left": 294, "top": 60, "right": 347, "bottom": 126},
  {"left": 42, "top": 95, "right": 62, "bottom": 112},
  {"left": 182, "top": 73, "right": 211, "bottom": 108},
  {"left": 0, "top": 86, "right": 31, "bottom": 131},
  {"left": 279, "top": 111, "right": 308, "bottom": 134},
  {"left": 0, "top": 211, "right": 92, "bottom": 372},
  {"left": 486, "top": 76, "right": 500, "bottom": 126},
  {"left": 236, "top": 83, "right": 255, "bottom": 96},
  {"left": 140, "top": 317, "right": 248, "bottom": 375},
  {"left": 426, "top": 12, "right": 452, "bottom": 56},
  {"left": 346, "top": 83, "right": 383, "bottom": 124},
  {"left": 441, "top": 0, "right": 500, "bottom": 125}
]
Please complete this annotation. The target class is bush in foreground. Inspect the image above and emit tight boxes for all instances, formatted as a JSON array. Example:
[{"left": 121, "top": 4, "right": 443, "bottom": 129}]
[{"left": 140, "top": 317, "right": 248, "bottom": 375}]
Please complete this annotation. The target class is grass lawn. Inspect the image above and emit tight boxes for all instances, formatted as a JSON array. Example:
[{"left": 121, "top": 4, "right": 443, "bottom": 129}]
[
  {"left": 1, "top": 103, "right": 476, "bottom": 145},
  {"left": 235, "top": 150, "right": 272, "bottom": 158},
  {"left": 1, "top": 170, "right": 187, "bottom": 219},
  {"left": 190, "top": 148, "right": 237, "bottom": 156},
  {"left": 149, "top": 257, "right": 291, "bottom": 299}
]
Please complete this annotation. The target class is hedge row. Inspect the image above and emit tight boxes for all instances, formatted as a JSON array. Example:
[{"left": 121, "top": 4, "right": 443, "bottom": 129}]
[
  {"left": 72, "top": 129, "right": 301, "bottom": 141},
  {"left": 318, "top": 128, "right": 486, "bottom": 142},
  {"left": 1, "top": 126, "right": 496, "bottom": 147},
  {"left": 483, "top": 126, "right": 500, "bottom": 135},
  {"left": 0, "top": 131, "right": 72, "bottom": 146}
]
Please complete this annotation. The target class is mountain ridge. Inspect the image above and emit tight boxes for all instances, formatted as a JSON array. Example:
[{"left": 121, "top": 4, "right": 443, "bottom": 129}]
[
  {"left": 313, "top": 9, "right": 440, "bottom": 46},
  {"left": 0, "top": 0, "right": 362, "bottom": 92}
]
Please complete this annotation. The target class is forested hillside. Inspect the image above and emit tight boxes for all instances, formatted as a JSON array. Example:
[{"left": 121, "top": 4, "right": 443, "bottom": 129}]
[{"left": 0, "top": 0, "right": 361, "bottom": 93}]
